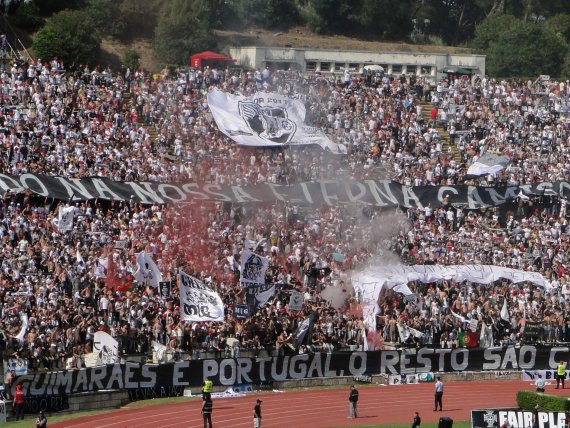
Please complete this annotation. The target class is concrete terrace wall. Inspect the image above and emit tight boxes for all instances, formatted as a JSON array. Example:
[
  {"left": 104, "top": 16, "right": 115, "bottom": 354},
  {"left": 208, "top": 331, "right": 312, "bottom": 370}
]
[
  {"left": 5, "top": 370, "right": 517, "bottom": 421},
  {"left": 5, "top": 390, "right": 130, "bottom": 422}
]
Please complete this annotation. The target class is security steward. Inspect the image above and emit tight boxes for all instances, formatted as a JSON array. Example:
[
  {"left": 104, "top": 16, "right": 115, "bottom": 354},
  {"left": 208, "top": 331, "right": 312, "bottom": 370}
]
[
  {"left": 557, "top": 360, "right": 567, "bottom": 389},
  {"left": 202, "top": 377, "right": 213, "bottom": 400}
]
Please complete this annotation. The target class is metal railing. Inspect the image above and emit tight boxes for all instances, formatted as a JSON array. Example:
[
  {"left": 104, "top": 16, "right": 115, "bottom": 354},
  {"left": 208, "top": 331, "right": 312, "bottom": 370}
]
[{"left": 1, "top": 16, "right": 33, "bottom": 63}]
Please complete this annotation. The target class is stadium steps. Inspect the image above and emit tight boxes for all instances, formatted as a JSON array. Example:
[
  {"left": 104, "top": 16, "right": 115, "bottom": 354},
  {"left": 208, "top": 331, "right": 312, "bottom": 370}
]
[
  {"left": 121, "top": 91, "right": 158, "bottom": 143},
  {"left": 420, "top": 100, "right": 462, "bottom": 164},
  {"left": 147, "top": 125, "right": 159, "bottom": 143}
]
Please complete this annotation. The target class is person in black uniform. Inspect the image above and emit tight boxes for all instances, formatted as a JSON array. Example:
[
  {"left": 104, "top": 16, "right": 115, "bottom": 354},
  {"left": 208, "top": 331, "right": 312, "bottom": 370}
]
[
  {"left": 348, "top": 385, "right": 359, "bottom": 418},
  {"left": 253, "top": 399, "right": 262, "bottom": 428},
  {"left": 412, "top": 411, "right": 421, "bottom": 428},
  {"left": 201, "top": 396, "right": 213, "bottom": 428}
]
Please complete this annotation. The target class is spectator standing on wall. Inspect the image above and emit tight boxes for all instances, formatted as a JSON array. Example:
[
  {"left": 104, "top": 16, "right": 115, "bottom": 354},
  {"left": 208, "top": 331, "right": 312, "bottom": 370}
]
[{"left": 3, "top": 369, "right": 13, "bottom": 400}]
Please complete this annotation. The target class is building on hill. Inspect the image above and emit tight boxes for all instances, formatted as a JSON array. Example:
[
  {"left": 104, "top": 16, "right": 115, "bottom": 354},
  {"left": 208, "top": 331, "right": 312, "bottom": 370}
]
[{"left": 229, "top": 46, "right": 485, "bottom": 81}]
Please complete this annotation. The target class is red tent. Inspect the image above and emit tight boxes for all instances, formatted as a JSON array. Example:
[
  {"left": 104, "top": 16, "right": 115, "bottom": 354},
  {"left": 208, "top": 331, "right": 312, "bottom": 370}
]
[{"left": 190, "top": 51, "right": 235, "bottom": 69}]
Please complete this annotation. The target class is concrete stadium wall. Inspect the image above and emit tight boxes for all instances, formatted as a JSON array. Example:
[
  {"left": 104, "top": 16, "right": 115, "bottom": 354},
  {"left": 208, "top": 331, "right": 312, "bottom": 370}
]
[
  {"left": 5, "top": 390, "right": 130, "bottom": 422},
  {"left": 4, "top": 370, "right": 520, "bottom": 421}
]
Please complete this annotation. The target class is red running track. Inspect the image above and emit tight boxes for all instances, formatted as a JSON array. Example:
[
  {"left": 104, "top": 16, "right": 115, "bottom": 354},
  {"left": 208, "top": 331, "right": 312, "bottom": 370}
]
[{"left": 51, "top": 380, "right": 569, "bottom": 428}]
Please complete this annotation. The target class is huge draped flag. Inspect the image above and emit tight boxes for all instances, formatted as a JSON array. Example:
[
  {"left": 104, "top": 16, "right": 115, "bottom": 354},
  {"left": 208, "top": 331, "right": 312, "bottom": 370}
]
[
  {"left": 207, "top": 89, "right": 346, "bottom": 153},
  {"left": 352, "top": 264, "right": 547, "bottom": 334},
  {"left": 466, "top": 152, "right": 511, "bottom": 177}
]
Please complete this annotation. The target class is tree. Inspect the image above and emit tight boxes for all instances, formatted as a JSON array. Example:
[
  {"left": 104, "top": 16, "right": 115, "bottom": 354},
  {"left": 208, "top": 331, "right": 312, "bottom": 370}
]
[
  {"left": 355, "top": 0, "right": 414, "bottom": 40},
  {"left": 85, "top": 0, "right": 126, "bottom": 39},
  {"left": 486, "top": 22, "right": 568, "bottom": 77},
  {"left": 34, "top": 0, "right": 86, "bottom": 16},
  {"left": 120, "top": 0, "right": 167, "bottom": 37},
  {"left": 11, "top": 1, "right": 43, "bottom": 30},
  {"left": 32, "top": 10, "right": 100, "bottom": 67},
  {"left": 301, "top": 0, "right": 357, "bottom": 35},
  {"left": 562, "top": 53, "right": 570, "bottom": 79},
  {"left": 236, "top": 0, "right": 299, "bottom": 30},
  {"left": 122, "top": 49, "right": 141, "bottom": 70},
  {"left": 154, "top": 0, "right": 216, "bottom": 65},
  {"left": 472, "top": 14, "right": 520, "bottom": 50},
  {"left": 548, "top": 14, "right": 570, "bottom": 42}
]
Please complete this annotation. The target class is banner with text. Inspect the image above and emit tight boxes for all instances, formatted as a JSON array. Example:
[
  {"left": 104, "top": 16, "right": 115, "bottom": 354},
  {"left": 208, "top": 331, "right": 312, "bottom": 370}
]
[
  {"left": 178, "top": 271, "right": 225, "bottom": 322},
  {"left": 522, "top": 369, "right": 570, "bottom": 381},
  {"left": 471, "top": 409, "right": 567, "bottom": 428},
  {"left": 12, "top": 346, "right": 570, "bottom": 397},
  {"left": 2, "top": 173, "right": 570, "bottom": 209}
]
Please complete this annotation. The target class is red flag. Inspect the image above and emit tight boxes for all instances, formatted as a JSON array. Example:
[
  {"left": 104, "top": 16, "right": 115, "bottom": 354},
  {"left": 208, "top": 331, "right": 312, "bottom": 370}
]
[
  {"left": 106, "top": 250, "right": 121, "bottom": 290},
  {"left": 465, "top": 331, "right": 479, "bottom": 348}
]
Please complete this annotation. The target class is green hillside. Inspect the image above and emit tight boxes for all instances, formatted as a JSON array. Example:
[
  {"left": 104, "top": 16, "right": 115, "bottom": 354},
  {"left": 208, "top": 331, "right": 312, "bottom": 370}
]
[{"left": 4, "top": 0, "right": 570, "bottom": 77}]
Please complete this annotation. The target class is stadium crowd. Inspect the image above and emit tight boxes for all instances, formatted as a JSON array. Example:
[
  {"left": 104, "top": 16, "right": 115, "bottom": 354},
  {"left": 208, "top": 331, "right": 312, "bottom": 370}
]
[{"left": 0, "top": 54, "right": 569, "bottom": 379}]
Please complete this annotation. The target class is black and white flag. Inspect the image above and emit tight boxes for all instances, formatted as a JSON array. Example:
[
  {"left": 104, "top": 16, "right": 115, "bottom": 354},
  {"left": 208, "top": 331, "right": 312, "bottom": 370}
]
[
  {"left": 207, "top": 89, "right": 347, "bottom": 153},
  {"left": 58, "top": 206, "right": 75, "bottom": 231},
  {"left": 240, "top": 250, "right": 269, "bottom": 286},
  {"left": 479, "top": 321, "right": 494, "bottom": 348},
  {"left": 134, "top": 252, "right": 163, "bottom": 288},
  {"left": 397, "top": 324, "right": 425, "bottom": 342},
  {"left": 466, "top": 152, "right": 510, "bottom": 177},
  {"left": 178, "top": 271, "right": 225, "bottom": 322},
  {"left": 159, "top": 281, "right": 173, "bottom": 299},
  {"left": 293, "top": 312, "right": 318, "bottom": 348},
  {"left": 499, "top": 297, "right": 511, "bottom": 332},
  {"left": 288, "top": 290, "right": 304, "bottom": 311},
  {"left": 245, "top": 282, "right": 275, "bottom": 310}
]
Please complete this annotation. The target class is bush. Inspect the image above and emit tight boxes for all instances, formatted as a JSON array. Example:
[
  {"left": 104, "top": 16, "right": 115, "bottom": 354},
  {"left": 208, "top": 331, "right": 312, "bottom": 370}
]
[
  {"left": 235, "top": 0, "right": 299, "bottom": 30},
  {"left": 485, "top": 22, "right": 568, "bottom": 78},
  {"left": 12, "top": 2, "right": 43, "bottom": 30},
  {"left": 517, "top": 390, "right": 570, "bottom": 412},
  {"left": 562, "top": 54, "right": 570, "bottom": 80},
  {"left": 32, "top": 10, "right": 100, "bottom": 67},
  {"left": 122, "top": 49, "right": 141, "bottom": 71},
  {"left": 34, "top": 0, "right": 86, "bottom": 16},
  {"left": 154, "top": 0, "right": 216, "bottom": 65},
  {"left": 85, "top": 0, "right": 126, "bottom": 39}
]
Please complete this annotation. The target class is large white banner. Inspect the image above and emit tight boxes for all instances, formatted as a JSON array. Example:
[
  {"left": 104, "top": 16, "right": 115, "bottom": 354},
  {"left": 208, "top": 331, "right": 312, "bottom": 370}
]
[
  {"left": 179, "top": 271, "right": 224, "bottom": 322},
  {"left": 240, "top": 250, "right": 270, "bottom": 286},
  {"left": 353, "top": 264, "right": 548, "bottom": 333},
  {"left": 134, "top": 252, "right": 163, "bottom": 288},
  {"left": 207, "top": 89, "right": 346, "bottom": 153},
  {"left": 93, "top": 331, "right": 119, "bottom": 365}
]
